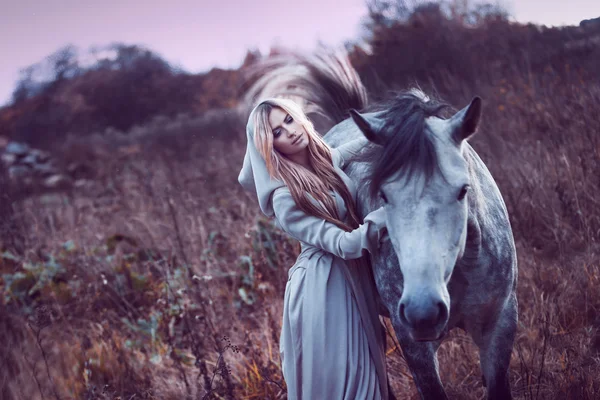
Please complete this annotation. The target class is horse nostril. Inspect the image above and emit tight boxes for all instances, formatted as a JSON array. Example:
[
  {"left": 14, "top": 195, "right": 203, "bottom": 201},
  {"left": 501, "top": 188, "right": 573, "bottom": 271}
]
[
  {"left": 400, "top": 300, "right": 448, "bottom": 331},
  {"left": 399, "top": 303, "right": 407, "bottom": 325},
  {"left": 437, "top": 302, "right": 448, "bottom": 325}
]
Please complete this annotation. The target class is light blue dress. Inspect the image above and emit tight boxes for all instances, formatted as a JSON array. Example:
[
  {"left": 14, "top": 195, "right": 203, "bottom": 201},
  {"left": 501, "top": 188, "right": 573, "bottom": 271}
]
[
  {"left": 237, "top": 108, "right": 387, "bottom": 399},
  {"left": 272, "top": 147, "right": 389, "bottom": 400}
]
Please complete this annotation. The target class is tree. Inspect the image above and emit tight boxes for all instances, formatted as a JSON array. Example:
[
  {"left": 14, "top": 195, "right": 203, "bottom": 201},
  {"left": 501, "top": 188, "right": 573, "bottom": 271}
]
[
  {"left": 10, "top": 45, "right": 81, "bottom": 105},
  {"left": 48, "top": 44, "right": 81, "bottom": 82},
  {"left": 11, "top": 66, "right": 45, "bottom": 104}
]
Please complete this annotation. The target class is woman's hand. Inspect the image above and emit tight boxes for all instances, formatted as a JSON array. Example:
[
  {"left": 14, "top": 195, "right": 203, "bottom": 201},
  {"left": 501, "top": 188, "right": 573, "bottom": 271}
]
[{"left": 363, "top": 207, "right": 388, "bottom": 250}]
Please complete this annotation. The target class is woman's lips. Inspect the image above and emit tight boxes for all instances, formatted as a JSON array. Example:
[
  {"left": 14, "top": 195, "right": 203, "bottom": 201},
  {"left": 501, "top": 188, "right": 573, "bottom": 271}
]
[{"left": 292, "top": 133, "right": 303, "bottom": 144}]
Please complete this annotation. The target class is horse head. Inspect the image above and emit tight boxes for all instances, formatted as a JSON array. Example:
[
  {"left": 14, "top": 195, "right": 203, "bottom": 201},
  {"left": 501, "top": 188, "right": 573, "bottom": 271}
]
[{"left": 350, "top": 91, "right": 482, "bottom": 341}]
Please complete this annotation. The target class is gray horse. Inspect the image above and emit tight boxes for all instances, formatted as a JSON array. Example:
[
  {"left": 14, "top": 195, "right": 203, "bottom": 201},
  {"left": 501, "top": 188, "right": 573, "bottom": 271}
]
[{"left": 243, "top": 50, "right": 518, "bottom": 400}]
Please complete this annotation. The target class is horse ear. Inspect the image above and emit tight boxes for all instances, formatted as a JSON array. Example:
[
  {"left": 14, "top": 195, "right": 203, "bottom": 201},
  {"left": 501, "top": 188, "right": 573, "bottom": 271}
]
[
  {"left": 349, "top": 109, "right": 384, "bottom": 145},
  {"left": 451, "top": 97, "right": 482, "bottom": 142}
]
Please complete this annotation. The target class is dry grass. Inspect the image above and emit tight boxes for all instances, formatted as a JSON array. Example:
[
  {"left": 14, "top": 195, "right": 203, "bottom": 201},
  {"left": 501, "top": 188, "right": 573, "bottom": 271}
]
[
  {"left": 0, "top": 110, "right": 297, "bottom": 399},
  {"left": 2, "top": 26, "right": 600, "bottom": 400}
]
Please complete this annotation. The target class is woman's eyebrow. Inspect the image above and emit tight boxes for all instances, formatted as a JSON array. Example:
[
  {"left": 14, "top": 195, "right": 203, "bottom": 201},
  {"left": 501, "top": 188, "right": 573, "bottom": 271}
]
[{"left": 271, "top": 114, "right": 289, "bottom": 132}]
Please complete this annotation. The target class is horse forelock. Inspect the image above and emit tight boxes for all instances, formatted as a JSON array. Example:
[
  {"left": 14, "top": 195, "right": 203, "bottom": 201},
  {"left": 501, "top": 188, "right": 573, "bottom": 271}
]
[
  {"left": 366, "top": 91, "right": 450, "bottom": 199},
  {"left": 408, "top": 87, "right": 431, "bottom": 103}
]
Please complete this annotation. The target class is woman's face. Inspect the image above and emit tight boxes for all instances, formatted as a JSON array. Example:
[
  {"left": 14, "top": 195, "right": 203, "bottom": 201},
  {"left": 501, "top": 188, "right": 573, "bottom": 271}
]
[{"left": 268, "top": 107, "right": 309, "bottom": 156}]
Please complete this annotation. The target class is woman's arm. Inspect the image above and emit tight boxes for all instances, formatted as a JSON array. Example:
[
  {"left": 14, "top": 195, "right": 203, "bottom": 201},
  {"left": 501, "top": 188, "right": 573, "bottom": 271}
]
[
  {"left": 334, "top": 136, "right": 370, "bottom": 169},
  {"left": 272, "top": 189, "right": 386, "bottom": 260}
]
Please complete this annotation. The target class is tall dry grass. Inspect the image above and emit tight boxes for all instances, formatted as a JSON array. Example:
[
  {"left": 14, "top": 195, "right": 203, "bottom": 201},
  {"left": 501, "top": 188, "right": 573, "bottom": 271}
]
[
  {"left": 1, "top": 108, "right": 300, "bottom": 399},
  {"left": 2, "top": 15, "right": 600, "bottom": 400}
]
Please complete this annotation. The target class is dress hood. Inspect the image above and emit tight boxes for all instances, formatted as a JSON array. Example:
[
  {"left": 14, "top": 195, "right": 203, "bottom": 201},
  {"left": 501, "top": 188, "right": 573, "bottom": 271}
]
[{"left": 238, "top": 104, "right": 286, "bottom": 217}]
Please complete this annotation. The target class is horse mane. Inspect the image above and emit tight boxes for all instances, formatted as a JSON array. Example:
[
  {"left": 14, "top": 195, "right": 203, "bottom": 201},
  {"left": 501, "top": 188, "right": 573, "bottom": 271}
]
[
  {"left": 366, "top": 90, "right": 450, "bottom": 199},
  {"left": 241, "top": 48, "right": 367, "bottom": 127}
]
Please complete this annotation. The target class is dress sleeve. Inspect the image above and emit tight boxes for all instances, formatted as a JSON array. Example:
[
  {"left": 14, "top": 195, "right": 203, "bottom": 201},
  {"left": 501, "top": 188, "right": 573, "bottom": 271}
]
[
  {"left": 272, "top": 189, "right": 387, "bottom": 260},
  {"left": 332, "top": 136, "right": 370, "bottom": 169}
]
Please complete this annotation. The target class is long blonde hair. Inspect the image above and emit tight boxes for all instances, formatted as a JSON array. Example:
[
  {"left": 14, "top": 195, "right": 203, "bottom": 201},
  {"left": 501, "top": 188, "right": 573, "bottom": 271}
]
[{"left": 252, "top": 98, "right": 360, "bottom": 231}]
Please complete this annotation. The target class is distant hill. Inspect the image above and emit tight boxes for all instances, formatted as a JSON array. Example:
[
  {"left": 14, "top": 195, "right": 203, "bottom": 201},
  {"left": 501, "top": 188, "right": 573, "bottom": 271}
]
[
  {"left": 0, "top": 44, "right": 248, "bottom": 148},
  {"left": 0, "top": 10, "right": 598, "bottom": 149},
  {"left": 349, "top": 7, "right": 600, "bottom": 103}
]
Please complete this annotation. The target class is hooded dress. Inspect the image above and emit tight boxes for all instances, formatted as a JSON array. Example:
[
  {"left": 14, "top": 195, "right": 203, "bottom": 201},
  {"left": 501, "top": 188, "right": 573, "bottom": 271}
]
[{"left": 238, "top": 108, "right": 389, "bottom": 400}]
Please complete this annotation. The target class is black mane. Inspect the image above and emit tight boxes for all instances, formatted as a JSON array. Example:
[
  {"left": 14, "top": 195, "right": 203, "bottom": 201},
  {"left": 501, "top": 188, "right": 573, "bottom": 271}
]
[{"left": 367, "top": 90, "right": 449, "bottom": 199}]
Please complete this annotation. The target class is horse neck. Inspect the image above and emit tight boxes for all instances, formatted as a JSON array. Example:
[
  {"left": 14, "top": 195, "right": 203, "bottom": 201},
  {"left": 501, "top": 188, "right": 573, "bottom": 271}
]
[
  {"left": 462, "top": 143, "right": 513, "bottom": 263},
  {"left": 467, "top": 142, "right": 509, "bottom": 211}
]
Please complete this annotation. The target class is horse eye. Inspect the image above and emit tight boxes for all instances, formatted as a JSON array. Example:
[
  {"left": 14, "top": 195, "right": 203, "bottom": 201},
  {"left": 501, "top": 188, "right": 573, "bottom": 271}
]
[
  {"left": 458, "top": 185, "right": 470, "bottom": 201},
  {"left": 379, "top": 190, "right": 388, "bottom": 204}
]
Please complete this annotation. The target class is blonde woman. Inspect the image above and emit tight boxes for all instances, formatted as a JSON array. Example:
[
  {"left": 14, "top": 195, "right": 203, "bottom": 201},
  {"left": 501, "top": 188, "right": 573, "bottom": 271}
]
[{"left": 238, "top": 97, "right": 390, "bottom": 399}]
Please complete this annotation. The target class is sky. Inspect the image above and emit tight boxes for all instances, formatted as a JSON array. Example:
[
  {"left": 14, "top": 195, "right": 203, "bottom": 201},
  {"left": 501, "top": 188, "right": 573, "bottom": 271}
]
[{"left": 1, "top": 0, "right": 599, "bottom": 106}]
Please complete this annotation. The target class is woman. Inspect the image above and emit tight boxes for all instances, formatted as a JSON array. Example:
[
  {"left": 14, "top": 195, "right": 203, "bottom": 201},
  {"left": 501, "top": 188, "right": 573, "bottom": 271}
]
[{"left": 238, "top": 97, "right": 389, "bottom": 399}]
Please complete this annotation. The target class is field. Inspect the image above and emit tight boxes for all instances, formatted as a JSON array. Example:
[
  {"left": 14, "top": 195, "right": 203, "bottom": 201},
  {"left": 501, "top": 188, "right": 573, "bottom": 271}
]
[{"left": 1, "top": 7, "right": 599, "bottom": 400}]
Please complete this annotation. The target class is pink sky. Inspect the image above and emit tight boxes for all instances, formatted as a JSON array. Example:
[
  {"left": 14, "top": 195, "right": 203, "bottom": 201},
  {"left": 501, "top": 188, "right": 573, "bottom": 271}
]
[{"left": 1, "top": 0, "right": 598, "bottom": 106}]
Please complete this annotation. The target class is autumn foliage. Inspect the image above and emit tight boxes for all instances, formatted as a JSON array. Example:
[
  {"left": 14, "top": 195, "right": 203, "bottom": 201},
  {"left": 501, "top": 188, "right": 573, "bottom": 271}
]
[{"left": 1, "top": 3, "right": 599, "bottom": 399}]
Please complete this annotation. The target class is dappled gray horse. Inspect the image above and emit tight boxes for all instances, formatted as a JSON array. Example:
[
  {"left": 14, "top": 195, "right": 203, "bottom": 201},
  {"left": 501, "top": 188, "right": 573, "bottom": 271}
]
[
  {"left": 330, "top": 93, "right": 517, "bottom": 400},
  {"left": 244, "top": 51, "right": 518, "bottom": 400}
]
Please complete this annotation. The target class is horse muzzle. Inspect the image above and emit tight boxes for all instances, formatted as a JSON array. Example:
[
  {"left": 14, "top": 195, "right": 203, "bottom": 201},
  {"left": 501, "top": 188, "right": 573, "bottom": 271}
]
[{"left": 398, "top": 293, "right": 449, "bottom": 342}]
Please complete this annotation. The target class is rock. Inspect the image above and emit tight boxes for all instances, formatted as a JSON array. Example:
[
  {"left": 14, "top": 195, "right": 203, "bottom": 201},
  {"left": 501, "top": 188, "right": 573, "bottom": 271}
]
[
  {"left": 44, "top": 174, "right": 72, "bottom": 189},
  {"left": 21, "top": 154, "right": 38, "bottom": 166},
  {"left": 34, "top": 163, "right": 58, "bottom": 178},
  {"left": 67, "top": 162, "right": 80, "bottom": 173},
  {"left": 3, "top": 141, "right": 88, "bottom": 192},
  {"left": 8, "top": 165, "right": 31, "bottom": 179},
  {"left": 5, "top": 142, "right": 29, "bottom": 156},
  {"left": 30, "top": 149, "right": 50, "bottom": 163},
  {"left": 74, "top": 179, "right": 90, "bottom": 188},
  {"left": 1, "top": 153, "right": 16, "bottom": 166}
]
